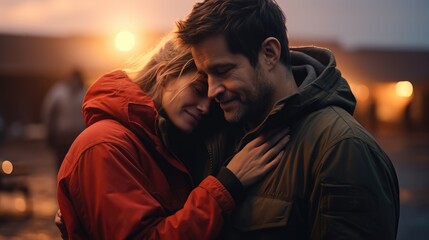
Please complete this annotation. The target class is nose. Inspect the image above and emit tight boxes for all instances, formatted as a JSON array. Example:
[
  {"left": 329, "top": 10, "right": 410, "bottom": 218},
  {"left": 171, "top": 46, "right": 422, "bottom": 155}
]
[
  {"left": 197, "top": 98, "right": 211, "bottom": 115},
  {"left": 207, "top": 77, "right": 225, "bottom": 100}
]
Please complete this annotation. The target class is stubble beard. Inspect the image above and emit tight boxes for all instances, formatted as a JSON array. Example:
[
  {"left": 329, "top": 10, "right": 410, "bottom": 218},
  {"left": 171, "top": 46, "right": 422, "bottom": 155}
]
[
  {"left": 223, "top": 104, "right": 246, "bottom": 123},
  {"left": 224, "top": 67, "right": 274, "bottom": 126}
]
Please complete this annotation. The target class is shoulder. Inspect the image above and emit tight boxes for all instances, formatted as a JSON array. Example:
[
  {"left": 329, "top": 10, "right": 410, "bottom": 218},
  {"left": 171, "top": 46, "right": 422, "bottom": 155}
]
[
  {"left": 297, "top": 106, "right": 375, "bottom": 143},
  {"left": 80, "top": 119, "right": 136, "bottom": 144},
  {"left": 44, "top": 83, "right": 68, "bottom": 103},
  {"left": 61, "top": 119, "right": 141, "bottom": 170},
  {"left": 295, "top": 106, "right": 392, "bottom": 170},
  {"left": 291, "top": 106, "right": 387, "bottom": 165}
]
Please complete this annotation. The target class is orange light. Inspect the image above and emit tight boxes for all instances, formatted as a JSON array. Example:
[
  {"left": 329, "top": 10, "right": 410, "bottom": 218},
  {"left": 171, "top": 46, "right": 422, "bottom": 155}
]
[
  {"left": 396, "top": 81, "right": 413, "bottom": 97},
  {"left": 1, "top": 160, "right": 13, "bottom": 174},
  {"left": 374, "top": 82, "right": 413, "bottom": 122},
  {"left": 15, "top": 197, "right": 27, "bottom": 212},
  {"left": 354, "top": 84, "right": 370, "bottom": 101}
]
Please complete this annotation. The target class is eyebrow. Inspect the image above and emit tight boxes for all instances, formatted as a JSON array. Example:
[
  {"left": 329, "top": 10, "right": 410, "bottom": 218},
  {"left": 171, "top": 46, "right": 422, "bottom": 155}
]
[{"left": 204, "top": 63, "right": 235, "bottom": 74}]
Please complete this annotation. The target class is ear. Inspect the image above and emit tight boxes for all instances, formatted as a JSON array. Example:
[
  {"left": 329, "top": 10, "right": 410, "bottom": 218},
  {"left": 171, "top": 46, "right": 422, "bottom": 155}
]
[{"left": 261, "top": 37, "right": 281, "bottom": 70}]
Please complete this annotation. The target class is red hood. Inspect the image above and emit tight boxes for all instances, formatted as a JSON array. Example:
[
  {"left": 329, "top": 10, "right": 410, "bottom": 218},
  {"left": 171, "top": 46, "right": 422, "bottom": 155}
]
[{"left": 83, "top": 70, "right": 159, "bottom": 142}]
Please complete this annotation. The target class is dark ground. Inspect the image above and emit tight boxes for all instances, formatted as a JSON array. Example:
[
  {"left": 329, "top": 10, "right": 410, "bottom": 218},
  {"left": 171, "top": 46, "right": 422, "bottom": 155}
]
[{"left": 0, "top": 127, "right": 428, "bottom": 239}]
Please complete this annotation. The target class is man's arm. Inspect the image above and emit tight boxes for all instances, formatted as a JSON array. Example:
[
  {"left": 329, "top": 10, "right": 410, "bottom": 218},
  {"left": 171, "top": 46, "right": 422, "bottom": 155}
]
[{"left": 310, "top": 138, "right": 399, "bottom": 239}]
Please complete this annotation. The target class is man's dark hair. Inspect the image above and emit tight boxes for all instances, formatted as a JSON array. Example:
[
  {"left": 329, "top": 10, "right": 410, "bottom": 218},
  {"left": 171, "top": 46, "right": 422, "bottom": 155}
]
[{"left": 176, "top": 0, "right": 290, "bottom": 67}]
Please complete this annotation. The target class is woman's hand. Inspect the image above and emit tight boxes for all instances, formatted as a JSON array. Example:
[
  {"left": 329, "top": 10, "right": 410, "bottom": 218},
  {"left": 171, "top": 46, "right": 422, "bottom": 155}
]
[
  {"left": 226, "top": 127, "right": 290, "bottom": 187},
  {"left": 54, "top": 209, "right": 68, "bottom": 239}
]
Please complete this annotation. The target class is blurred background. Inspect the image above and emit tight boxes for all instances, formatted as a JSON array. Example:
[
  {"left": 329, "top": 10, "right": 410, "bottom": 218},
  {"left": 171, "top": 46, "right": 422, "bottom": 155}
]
[{"left": 0, "top": 0, "right": 428, "bottom": 239}]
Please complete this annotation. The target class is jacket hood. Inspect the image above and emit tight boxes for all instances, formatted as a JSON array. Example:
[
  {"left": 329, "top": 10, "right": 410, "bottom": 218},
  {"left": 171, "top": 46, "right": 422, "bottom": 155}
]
[
  {"left": 83, "top": 70, "right": 160, "bottom": 142},
  {"left": 270, "top": 46, "right": 356, "bottom": 126}
]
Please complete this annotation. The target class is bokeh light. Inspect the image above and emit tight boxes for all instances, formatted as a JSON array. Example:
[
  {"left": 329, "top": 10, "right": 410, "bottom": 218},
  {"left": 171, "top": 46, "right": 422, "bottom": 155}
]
[
  {"left": 354, "top": 84, "right": 370, "bottom": 101},
  {"left": 114, "top": 31, "right": 135, "bottom": 52},
  {"left": 1, "top": 160, "right": 13, "bottom": 174},
  {"left": 396, "top": 81, "right": 413, "bottom": 97},
  {"left": 14, "top": 197, "right": 27, "bottom": 212}
]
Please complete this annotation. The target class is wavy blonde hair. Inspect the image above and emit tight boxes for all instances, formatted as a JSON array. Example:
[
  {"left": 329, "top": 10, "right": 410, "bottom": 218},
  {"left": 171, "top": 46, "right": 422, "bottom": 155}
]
[{"left": 125, "top": 33, "right": 198, "bottom": 107}]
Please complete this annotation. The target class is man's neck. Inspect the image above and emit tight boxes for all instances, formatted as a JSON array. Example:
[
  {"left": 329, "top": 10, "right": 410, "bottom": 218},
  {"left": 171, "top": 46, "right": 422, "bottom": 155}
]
[{"left": 273, "top": 68, "right": 298, "bottom": 103}]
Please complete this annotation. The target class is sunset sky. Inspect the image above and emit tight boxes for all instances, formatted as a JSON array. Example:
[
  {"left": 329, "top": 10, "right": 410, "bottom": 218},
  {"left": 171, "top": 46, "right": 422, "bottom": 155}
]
[{"left": 1, "top": 0, "right": 428, "bottom": 50}]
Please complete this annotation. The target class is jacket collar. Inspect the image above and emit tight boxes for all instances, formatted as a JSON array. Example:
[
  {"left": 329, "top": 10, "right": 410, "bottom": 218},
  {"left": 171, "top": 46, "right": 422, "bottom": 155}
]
[
  {"left": 241, "top": 47, "right": 357, "bottom": 144},
  {"left": 83, "top": 70, "right": 190, "bottom": 174},
  {"left": 83, "top": 70, "right": 160, "bottom": 142},
  {"left": 273, "top": 46, "right": 356, "bottom": 124}
]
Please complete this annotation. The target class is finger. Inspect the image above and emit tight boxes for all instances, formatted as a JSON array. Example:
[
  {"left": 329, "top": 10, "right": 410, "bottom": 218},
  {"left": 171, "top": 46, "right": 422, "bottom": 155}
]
[
  {"left": 260, "top": 135, "right": 290, "bottom": 162},
  {"left": 272, "top": 134, "right": 290, "bottom": 149},
  {"left": 262, "top": 150, "right": 284, "bottom": 172},
  {"left": 55, "top": 212, "right": 61, "bottom": 224}
]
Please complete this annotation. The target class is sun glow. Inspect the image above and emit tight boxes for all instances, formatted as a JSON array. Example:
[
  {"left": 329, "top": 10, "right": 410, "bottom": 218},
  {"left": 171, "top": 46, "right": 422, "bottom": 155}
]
[{"left": 115, "top": 31, "right": 135, "bottom": 51}]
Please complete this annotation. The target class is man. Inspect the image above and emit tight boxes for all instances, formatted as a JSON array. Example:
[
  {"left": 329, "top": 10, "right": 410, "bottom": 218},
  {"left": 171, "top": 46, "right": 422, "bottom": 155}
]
[
  {"left": 176, "top": 0, "right": 399, "bottom": 239},
  {"left": 42, "top": 69, "right": 86, "bottom": 170}
]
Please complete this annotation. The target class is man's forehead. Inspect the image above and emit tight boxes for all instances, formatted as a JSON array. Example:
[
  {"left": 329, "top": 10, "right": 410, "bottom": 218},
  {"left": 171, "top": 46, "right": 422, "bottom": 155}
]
[
  {"left": 190, "top": 48, "right": 217, "bottom": 72},
  {"left": 191, "top": 35, "right": 229, "bottom": 56},
  {"left": 191, "top": 38, "right": 233, "bottom": 69}
]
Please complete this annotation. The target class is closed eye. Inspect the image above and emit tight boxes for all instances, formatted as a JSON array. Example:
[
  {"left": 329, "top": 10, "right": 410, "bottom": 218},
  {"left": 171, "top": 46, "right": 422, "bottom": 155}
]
[
  {"left": 191, "top": 80, "right": 208, "bottom": 97},
  {"left": 208, "top": 64, "right": 234, "bottom": 77},
  {"left": 213, "top": 67, "right": 232, "bottom": 77}
]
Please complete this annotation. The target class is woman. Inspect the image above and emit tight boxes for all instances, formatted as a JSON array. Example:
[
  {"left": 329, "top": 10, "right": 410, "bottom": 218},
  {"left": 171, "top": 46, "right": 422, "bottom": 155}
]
[{"left": 56, "top": 35, "right": 290, "bottom": 239}]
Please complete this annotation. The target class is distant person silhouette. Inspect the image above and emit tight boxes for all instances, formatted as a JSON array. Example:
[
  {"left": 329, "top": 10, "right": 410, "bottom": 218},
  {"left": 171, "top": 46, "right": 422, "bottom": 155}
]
[
  {"left": 42, "top": 69, "right": 86, "bottom": 171},
  {"left": 0, "top": 114, "right": 5, "bottom": 143}
]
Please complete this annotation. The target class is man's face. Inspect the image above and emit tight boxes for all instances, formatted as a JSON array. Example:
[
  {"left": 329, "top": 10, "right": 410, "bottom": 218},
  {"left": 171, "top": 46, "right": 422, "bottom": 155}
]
[{"left": 191, "top": 35, "right": 274, "bottom": 124}]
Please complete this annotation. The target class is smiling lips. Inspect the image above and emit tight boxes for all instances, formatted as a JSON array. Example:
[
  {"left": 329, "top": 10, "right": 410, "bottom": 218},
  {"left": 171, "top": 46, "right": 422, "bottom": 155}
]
[
  {"left": 218, "top": 98, "right": 237, "bottom": 110},
  {"left": 215, "top": 93, "right": 238, "bottom": 110}
]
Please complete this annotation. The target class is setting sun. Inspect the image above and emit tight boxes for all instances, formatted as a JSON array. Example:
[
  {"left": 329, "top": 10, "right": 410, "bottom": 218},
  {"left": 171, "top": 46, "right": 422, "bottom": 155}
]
[{"left": 115, "top": 31, "right": 135, "bottom": 51}]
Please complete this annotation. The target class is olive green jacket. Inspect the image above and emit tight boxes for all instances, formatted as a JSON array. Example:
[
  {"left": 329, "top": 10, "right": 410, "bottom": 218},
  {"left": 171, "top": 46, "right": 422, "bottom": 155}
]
[{"left": 207, "top": 47, "right": 399, "bottom": 239}]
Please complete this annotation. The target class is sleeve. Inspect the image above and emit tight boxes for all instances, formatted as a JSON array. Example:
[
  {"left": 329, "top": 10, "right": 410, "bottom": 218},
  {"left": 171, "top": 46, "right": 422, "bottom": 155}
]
[
  {"left": 216, "top": 166, "right": 245, "bottom": 204},
  {"left": 65, "top": 142, "right": 235, "bottom": 240},
  {"left": 310, "top": 138, "right": 400, "bottom": 240}
]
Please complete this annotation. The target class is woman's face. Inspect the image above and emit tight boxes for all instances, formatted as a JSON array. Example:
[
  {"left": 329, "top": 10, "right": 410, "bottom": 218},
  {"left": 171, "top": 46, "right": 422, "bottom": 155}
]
[{"left": 161, "top": 72, "right": 210, "bottom": 134}]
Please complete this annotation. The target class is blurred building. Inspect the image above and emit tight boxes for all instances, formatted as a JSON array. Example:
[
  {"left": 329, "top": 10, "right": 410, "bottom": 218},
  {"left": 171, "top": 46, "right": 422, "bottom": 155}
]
[
  {"left": 0, "top": 33, "right": 428, "bottom": 138},
  {"left": 0, "top": 32, "right": 163, "bottom": 139},
  {"left": 291, "top": 39, "right": 429, "bottom": 132}
]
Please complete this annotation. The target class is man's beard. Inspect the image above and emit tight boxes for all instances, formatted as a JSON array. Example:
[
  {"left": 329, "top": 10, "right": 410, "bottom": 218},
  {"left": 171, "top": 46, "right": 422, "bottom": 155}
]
[{"left": 224, "top": 66, "right": 274, "bottom": 127}]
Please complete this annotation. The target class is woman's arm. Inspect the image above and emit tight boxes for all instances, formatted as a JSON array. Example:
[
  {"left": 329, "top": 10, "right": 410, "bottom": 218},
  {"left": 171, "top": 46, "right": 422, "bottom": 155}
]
[{"left": 57, "top": 129, "right": 290, "bottom": 239}]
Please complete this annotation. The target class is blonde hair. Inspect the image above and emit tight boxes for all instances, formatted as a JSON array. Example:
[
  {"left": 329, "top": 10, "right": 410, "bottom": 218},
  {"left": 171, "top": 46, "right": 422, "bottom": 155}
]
[{"left": 125, "top": 33, "right": 197, "bottom": 106}]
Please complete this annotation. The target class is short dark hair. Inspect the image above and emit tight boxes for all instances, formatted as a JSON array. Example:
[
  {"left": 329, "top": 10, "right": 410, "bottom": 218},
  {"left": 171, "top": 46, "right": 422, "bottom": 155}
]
[{"left": 176, "top": 0, "right": 290, "bottom": 67}]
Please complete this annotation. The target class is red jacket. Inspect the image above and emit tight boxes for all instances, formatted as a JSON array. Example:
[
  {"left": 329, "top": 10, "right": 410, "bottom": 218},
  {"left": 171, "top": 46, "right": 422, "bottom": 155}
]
[{"left": 57, "top": 71, "right": 235, "bottom": 239}]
